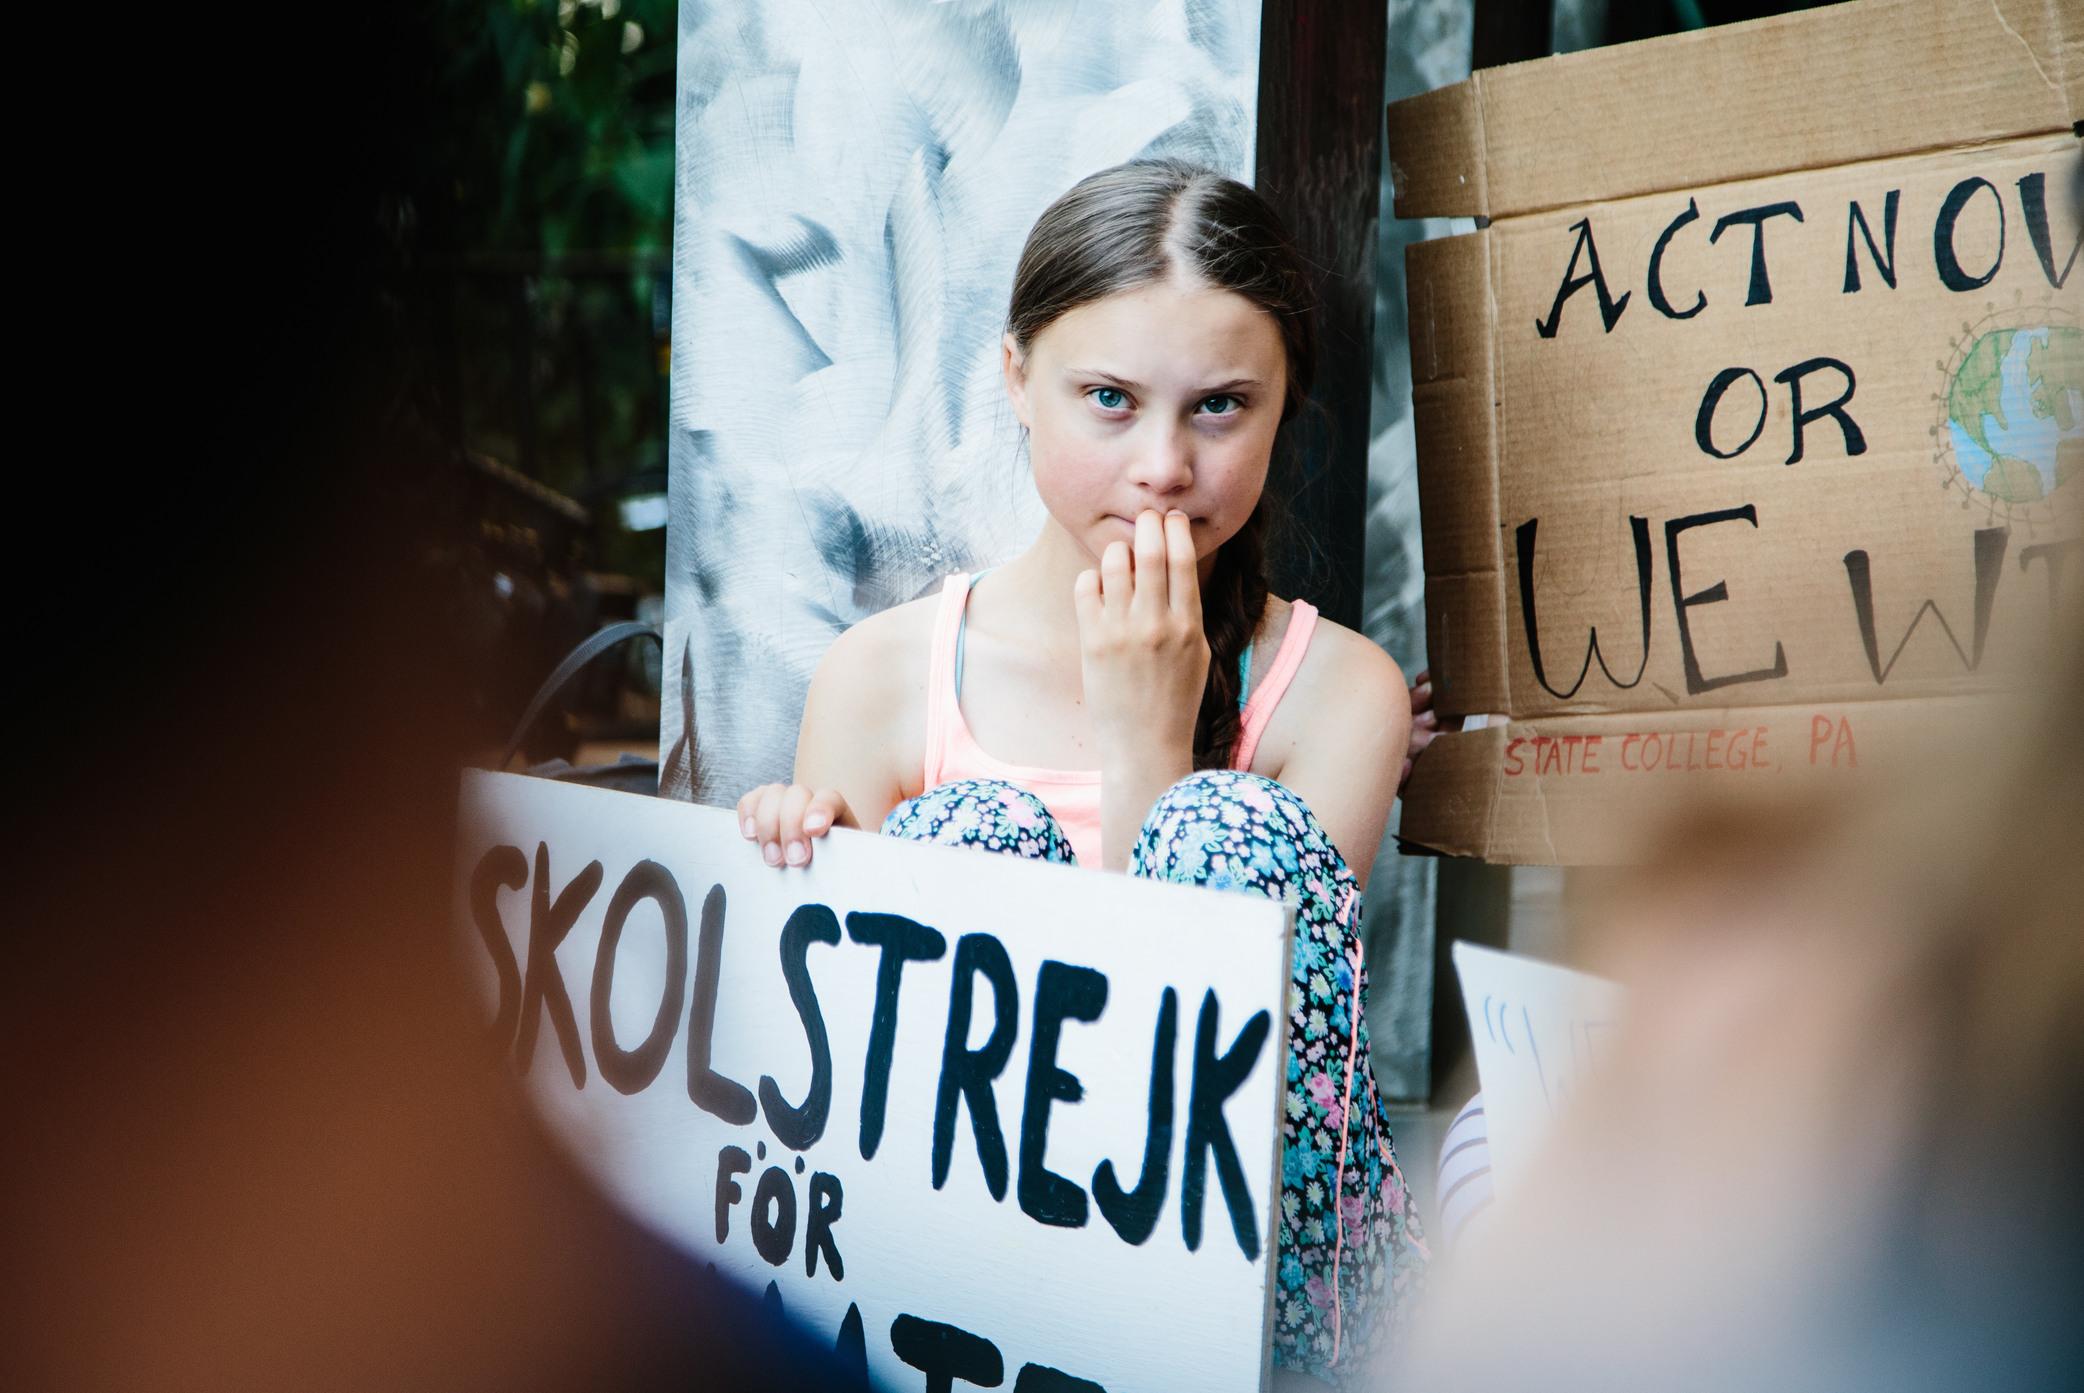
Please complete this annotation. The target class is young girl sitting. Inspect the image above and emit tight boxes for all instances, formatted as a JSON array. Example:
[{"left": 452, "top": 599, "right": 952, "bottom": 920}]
[{"left": 737, "top": 159, "right": 1427, "bottom": 1384}]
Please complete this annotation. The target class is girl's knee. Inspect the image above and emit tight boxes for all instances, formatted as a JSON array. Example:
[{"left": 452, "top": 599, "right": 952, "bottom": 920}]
[
  {"left": 1132, "top": 770, "right": 1347, "bottom": 893},
  {"left": 1134, "top": 771, "right": 1289, "bottom": 887},
  {"left": 882, "top": 778, "right": 1073, "bottom": 864},
  {"left": 1146, "top": 769, "right": 1311, "bottom": 841}
]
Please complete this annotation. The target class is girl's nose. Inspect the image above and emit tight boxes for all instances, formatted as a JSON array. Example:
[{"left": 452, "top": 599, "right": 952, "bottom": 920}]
[{"left": 1128, "top": 425, "right": 1194, "bottom": 494}]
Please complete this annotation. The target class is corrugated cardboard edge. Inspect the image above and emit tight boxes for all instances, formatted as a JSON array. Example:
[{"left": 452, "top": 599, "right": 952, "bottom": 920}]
[
  {"left": 1384, "top": 78, "right": 1487, "bottom": 224},
  {"left": 1407, "top": 229, "right": 1509, "bottom": 716},
  {"left": 1394, "top": 723, "right": 1508, "bottom": 860},
  {"left": 1387, "top": 0, "right": 2083, "bottom": 221}
]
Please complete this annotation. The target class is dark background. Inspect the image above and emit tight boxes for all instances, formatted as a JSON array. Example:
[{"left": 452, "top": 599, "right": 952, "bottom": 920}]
[{"left": 113, "top": 0, "right": 1827, "bottom": 780}]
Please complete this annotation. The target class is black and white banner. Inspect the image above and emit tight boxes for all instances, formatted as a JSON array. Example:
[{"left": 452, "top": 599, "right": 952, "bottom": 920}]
[{"left": 457, "top": 771, "right": 1293, "bottom": 1389}]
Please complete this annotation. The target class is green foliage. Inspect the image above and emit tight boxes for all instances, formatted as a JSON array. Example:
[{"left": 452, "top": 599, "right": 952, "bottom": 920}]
[
  {"left": 409, "top": 0, "right": 677, "bottom": 589},
  {"left": 435, "top": 0, "right": 678, "bottom": 258}
]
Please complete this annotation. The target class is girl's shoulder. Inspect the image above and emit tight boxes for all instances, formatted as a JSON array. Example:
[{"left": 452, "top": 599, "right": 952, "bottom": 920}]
[
  {"left": 1289, "top": 607, "right": 1407, "bottom": 708},
  {"left": 1253, "top": 596, "right": 1403, "bottom": 691},
  {"left": 816, "top": 590, "right": 940, "bottom": 703},
  {"left": 803, "top": 591, "right": 941, "bottom": 803},
  {"left": 1251, "top": 599, "right": 1409, "bottom": 770}
]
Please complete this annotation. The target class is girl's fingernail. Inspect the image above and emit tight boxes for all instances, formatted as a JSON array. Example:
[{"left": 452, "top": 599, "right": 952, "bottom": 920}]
[
  {"left": 763, "top": 842, "right": 782, "bottom": 866},
  {"left": 785, "top": 841, "right": 808, "bottom": 865},
  {"left": 742, "top": 817, "right": 756, "bottom": 838},
  {"left": 804, "top": 812, "right": 829, "bottom": 832}
]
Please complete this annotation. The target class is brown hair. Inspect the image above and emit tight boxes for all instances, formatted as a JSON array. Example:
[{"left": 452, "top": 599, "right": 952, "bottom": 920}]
[{"left": 1006, "top": 159, "right": 1317, "bottom": 769}]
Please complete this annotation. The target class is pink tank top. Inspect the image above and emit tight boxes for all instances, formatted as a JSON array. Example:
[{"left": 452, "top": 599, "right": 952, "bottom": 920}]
[{"left": 921, "top": 572, "right": 1320, "bottom": 869}]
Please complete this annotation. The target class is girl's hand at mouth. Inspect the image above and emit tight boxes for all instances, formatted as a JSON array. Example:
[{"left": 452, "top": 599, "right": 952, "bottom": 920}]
[
  {"left": 1075, "top": 508, "right": 1211, "bottom": 869},
  {"left": 1074, "top": 508, "right": 1210, "bottom": 759}
]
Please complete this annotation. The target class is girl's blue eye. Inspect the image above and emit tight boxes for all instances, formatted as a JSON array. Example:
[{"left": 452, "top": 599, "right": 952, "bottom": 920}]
[
  {"left": 1198, "top": 394, "right": 1242, "bottom": 416},
  {"left": 1091, "top": 387, "right": 1127, "bottom": 411}
]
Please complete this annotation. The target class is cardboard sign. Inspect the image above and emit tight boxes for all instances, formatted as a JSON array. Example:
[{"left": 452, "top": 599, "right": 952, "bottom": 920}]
[
  {"left": 1387, "top": 0, "right": 2083, "bottom": 861},
  {"left": 1450, "top": 942, "right": 1625, "bottom": 1198},
  {"left": 455, "top": 772, "right": 1294, "bottom": 1391}
]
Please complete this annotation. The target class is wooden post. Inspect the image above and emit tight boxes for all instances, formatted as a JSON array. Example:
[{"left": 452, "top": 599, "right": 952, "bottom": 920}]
[{"left": 1253, "top": 0, "right": 1389, "bottom": 629}]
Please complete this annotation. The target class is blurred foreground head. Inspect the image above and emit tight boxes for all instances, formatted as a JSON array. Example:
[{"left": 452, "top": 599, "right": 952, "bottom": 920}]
[
  {"left": 3, "top": 310, "right": 858, "bottom": 1393},
  {"left": 1392, "top": 586, "right": 2084, "bottom": 1387},
  {"left": 1, "top": 20, "right": 860, "bottom": 1391}
]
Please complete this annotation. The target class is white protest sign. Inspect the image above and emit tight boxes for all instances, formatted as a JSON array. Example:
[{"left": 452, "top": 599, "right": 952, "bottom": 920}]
[
  {"left": 456, "top": 772, "right": 1294, "bottom": 1391},
  {"left": 1451, "top": 942, "right": 1625, "bottom": 1197}
]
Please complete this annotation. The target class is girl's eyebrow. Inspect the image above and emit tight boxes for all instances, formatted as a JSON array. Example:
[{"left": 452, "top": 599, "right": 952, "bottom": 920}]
[
  {"left": 1068, "top": 367, "right": 1263, "bottom": 394},
  {"left": 1068, "top": 367, "right": 1146, "bottom": 390}
]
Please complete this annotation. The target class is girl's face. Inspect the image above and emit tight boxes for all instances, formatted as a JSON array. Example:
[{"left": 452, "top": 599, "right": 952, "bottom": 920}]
[{"left": 1003, "top": 274, "right": 1288, "bottom": 567}]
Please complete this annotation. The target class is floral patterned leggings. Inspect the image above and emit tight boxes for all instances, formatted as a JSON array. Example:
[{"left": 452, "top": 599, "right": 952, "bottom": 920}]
[{"left": 882, "top": 771, "right": 1429, "bottom": 1383}]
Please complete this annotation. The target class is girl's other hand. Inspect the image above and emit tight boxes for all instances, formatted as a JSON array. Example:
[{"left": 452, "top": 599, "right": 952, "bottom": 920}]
[
  {"left": 1400, "top": 667, "right": 1464, "bottom": 792},
  {"left": 735, "top": 783, "right": 856, "bottom": 869},
  {"left": 1073, "top": 508, "right": 1210, "bottom": 761}
]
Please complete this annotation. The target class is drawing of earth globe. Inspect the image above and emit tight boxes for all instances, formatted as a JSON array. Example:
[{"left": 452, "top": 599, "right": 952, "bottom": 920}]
[{"left": 1944, "top": 322, "right": 2084, "bottom": 504}]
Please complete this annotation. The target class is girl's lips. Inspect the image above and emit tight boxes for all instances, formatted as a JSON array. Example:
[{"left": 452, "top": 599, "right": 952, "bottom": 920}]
[{"left": 1106, "top": 511, "right": 1199, "bottom": 526}]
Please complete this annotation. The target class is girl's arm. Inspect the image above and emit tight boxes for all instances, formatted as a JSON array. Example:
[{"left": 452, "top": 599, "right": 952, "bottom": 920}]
[
  {"left": 740, "top": 605, "right": 925, "bottom": 868},
  {"left": 1263, "top": 624, "right": 1412, "bottom": 893}
]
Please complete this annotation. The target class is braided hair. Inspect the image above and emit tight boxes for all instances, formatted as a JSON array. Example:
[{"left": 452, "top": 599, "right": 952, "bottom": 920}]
[{"left": 1005, "top": 159, "right": 1316, "bottom": 768}]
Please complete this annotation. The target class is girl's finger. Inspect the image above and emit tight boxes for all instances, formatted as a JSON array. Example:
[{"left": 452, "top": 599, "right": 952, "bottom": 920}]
[
  {"left": 1073, "top": 567, "right": 1102, "bottom": 638},
  {"left": 736, "top": 786, "right": 763, "bottom": 839},
  {"left": 1411, "top": 679, "right": 1435, "bottom": 715},
  {"left": 1100, "top": 539, "right": 1132, "bottom": 618},
  {"left": 754, "top": 784, "right": 785, "bottom": 866},
  {"left": 1164, "top": 510, "right": 1200, "bottom": 622},
  {"left": 1130, "top": 510, "right": 1167, "bottom": 620},
  {"left": 802, "top": 789, "right": 847, "bottom": 837},
  {"left": 778, "top": 784, "right": 813, "bottom": 866}
]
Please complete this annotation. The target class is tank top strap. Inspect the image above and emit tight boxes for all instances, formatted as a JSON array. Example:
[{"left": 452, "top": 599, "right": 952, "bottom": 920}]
[
  {"left": 1230, "top": 599, "right": 1319, "bottom": 772},
  {"left": 952, "top": 566, "right": 997, "bottom": 698},
  {"left": 922, "top": 573, "right": 972, "bottom": 787}
]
